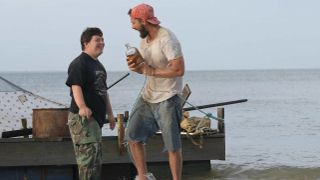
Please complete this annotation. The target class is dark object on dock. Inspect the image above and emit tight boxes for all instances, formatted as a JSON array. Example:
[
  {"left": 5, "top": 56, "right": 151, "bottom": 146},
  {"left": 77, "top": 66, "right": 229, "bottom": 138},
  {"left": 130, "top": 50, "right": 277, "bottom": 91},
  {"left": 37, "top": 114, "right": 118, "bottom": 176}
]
[
  {"left": 2, "top": 118, "right": 32, "bottom": 138},
  {"left": 183, "top": 99, "right": 248, "bottom": 111},
  {"left": 2, "top": 128, "right": 32, "bottom": 138}
]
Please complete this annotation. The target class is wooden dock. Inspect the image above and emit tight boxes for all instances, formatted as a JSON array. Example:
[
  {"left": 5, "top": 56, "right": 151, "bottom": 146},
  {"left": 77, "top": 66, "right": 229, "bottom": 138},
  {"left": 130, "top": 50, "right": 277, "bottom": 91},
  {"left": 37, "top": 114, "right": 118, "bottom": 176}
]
[
  {"left": 0, "top": 105, "right": 238, "bottom": 179},
  {"left": 0, "top": 133, "right": 225, "bottom": 179},
  {"left": 0, "top": 134, "right": 225, "bottom": 166}
]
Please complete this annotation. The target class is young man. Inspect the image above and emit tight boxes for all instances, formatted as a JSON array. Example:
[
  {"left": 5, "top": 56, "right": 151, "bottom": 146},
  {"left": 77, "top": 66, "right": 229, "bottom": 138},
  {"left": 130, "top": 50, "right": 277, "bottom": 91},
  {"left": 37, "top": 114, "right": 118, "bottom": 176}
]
[
  {"left": 66, "top": 27, "right": 115, "bottom": 180},
  {"left": 125, "top": 4, "right": 185, "bottom": 180}
]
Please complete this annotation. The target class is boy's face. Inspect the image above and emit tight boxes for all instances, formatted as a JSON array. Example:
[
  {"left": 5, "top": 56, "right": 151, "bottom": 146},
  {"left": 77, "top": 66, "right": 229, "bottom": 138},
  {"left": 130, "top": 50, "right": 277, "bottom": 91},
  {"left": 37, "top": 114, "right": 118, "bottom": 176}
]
[{"left": 84, "top": 35, "right": 105, "bottom": 58}]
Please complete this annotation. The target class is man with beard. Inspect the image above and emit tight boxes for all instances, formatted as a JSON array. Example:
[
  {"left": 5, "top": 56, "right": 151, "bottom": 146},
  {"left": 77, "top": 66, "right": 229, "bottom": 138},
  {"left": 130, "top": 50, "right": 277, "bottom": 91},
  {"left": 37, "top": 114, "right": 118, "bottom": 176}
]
[
  {"left": 66, "top": 27, "right": 115, "bottom": 180},
  {"left": 125, "top": 3, "right": 185, "bottom": 180}
]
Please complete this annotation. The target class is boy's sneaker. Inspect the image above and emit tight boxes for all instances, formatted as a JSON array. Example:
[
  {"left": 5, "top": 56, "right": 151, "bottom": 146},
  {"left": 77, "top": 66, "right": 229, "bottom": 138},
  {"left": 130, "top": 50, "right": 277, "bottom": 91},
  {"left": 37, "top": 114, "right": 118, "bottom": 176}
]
[{"left": 135, "top": 172, "right": 156, "bottom": 180}]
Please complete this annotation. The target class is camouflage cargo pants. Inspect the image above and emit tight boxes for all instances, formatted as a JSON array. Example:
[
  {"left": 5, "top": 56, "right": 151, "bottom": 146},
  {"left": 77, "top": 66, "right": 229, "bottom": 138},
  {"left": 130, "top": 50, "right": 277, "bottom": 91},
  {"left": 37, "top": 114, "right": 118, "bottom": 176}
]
[{"left": 68, "top": 112, "right": 102, "bottom": 180}]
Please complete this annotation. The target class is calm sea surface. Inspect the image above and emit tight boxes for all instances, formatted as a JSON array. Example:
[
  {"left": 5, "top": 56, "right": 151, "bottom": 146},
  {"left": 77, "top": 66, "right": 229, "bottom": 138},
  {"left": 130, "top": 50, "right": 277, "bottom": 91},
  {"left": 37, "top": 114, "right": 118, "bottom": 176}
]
[{"left": 1, "top": 69, "right": 320, "bottom": 179}]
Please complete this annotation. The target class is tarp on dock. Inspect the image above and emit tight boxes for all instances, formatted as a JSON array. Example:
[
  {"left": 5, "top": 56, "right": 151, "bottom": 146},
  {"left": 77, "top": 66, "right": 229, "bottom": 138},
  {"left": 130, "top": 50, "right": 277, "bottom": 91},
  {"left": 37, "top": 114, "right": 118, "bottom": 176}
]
[{"left": 0, "top": 76, "right": 66, "bottom": 137}]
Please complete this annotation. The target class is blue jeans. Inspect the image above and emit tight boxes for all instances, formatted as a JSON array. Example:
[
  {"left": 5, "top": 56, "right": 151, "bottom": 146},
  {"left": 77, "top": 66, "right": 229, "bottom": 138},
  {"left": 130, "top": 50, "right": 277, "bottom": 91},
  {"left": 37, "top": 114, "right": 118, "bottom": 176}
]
[{"left": 125, "top": 95, "right": 183, "bottom": 151}]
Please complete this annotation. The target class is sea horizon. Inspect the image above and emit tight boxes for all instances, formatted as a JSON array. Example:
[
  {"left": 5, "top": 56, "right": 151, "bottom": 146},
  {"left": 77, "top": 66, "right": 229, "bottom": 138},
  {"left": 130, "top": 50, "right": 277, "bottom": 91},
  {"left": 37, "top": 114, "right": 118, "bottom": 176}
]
[{"left": 1, "top": 67, "right": 320, "bottom": 74}]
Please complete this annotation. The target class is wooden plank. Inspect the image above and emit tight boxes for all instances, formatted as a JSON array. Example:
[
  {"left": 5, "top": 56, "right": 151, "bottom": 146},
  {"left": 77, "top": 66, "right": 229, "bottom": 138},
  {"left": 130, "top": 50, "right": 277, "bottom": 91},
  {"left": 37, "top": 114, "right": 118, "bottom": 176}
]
[
  {"left": 181, "top": 84, "right": 191, "bottom": 107},
  {"left": 0, "top": 134, "right": 225, "bottom": 166},
  {"left": 0, "top": 138, "right": 76, "bottom": 166},
  {"left": 0, "top": 166, "right": 75, "bottom": 180}
]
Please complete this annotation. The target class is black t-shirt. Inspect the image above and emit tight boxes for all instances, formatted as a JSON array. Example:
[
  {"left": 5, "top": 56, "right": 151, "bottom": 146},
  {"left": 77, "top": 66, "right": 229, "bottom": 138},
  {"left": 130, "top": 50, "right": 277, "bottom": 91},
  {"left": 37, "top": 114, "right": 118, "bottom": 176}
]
[{"left": 66, "top": 52, "right": 108, "bottom": 127}]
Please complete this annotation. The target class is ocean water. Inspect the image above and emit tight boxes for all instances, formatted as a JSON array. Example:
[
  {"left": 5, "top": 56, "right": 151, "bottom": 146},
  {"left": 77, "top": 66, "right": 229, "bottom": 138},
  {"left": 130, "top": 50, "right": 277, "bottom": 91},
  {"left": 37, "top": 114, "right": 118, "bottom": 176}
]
[{"left": 1, "top": 69, "right": 320, "bottom": 179}]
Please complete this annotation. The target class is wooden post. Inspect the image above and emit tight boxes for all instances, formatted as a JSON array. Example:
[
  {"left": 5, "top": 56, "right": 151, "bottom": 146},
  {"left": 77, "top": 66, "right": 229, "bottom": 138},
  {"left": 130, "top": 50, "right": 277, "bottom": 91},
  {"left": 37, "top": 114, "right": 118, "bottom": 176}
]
[
  {"left": 117, "top": 114, "right": 125, "bottom": 155},
  {"left": 217, "top": 108, "right": 225, "bottom": 134},
  {"left": 21, "top": 118, "right": 28, "bottom": 138},
  {"left": 124, "top": 111, "right": 129, "bottom": 122}
]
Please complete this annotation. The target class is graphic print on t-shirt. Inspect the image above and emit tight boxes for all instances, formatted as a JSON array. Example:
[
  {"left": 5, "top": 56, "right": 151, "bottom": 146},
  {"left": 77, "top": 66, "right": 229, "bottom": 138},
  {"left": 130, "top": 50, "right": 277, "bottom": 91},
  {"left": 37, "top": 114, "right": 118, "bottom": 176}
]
[{"left": 94, "top": 71, "right": 107, "bottom": 97}]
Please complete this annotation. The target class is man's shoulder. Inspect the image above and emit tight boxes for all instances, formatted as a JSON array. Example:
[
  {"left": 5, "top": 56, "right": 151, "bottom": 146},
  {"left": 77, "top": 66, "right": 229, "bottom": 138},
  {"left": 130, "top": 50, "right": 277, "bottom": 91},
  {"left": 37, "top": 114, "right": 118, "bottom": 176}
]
[
  {"left": 159, "top": 27, "right": 175, "bottom": 36},
  {"left": 159, "top": 27, "right": 179, "bottom": 42},
  {"left": 158, "top": 27, "right": 170, "bottom": 37}
]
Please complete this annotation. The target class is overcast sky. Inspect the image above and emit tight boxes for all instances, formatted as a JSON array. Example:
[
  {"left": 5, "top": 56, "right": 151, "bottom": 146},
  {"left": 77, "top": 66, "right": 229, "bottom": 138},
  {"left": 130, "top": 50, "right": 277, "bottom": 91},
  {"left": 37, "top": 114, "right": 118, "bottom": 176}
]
[{"left": 0, "top": 0, "right": 319, "bottom": 72}]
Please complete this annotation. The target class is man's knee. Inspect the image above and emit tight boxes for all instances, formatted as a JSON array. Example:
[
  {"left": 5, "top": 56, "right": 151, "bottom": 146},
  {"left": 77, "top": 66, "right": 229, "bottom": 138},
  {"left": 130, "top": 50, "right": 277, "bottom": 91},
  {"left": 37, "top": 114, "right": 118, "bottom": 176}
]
[
  {"left": 168, "top": 148, "right": 182, "bottom": 155},
  {"left": 128, "top": 140, "right": 144, "bottom": 147}
]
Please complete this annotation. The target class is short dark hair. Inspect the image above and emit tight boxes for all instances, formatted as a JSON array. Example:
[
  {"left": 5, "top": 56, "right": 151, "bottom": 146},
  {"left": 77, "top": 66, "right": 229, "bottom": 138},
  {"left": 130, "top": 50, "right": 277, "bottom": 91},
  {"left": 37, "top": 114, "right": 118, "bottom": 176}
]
[{"left": 80, "top": 27, "right": 103, "bottom": 50}]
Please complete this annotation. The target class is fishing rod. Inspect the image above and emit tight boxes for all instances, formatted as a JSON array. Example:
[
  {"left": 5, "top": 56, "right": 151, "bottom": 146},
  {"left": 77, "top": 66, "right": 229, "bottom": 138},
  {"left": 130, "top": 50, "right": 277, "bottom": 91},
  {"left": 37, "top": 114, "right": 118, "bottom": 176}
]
[
  {"left": 183, "top": 99, "right": 248, "bottom": 122},
  {"left": 183, "top": 99, "right": 248, "bottom": 111},
  {"left": 0, "top": 75, "right": 66, "bottom": 107},
  {"left": 107, "top": 73, "right": 130, "bottom": 90},
  {"left": 0, "top": 75, "right": 32, "bottom": 93}
]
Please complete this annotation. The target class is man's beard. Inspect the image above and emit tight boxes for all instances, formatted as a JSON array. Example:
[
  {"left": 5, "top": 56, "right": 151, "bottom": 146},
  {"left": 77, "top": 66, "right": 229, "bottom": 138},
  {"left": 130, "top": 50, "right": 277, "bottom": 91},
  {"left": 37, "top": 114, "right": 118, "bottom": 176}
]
[{"left": 139, "top": 25, "right": 149, "bottom": 38}]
